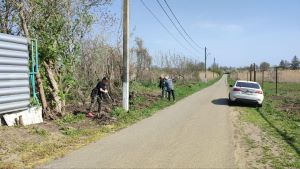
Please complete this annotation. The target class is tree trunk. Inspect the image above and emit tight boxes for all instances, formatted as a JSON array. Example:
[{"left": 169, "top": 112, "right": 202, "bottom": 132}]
[
  {"left": 3, "top": 1, "right": 10, "bottom": 33},
  {"left": 44, "top": 61, "right": 63, "bottom": 115},
  {"left": 36, "top": 72, "right": 49, "bottom": 115},
  {"left": 18, "top": 0, "right": 49, "bottom": 114},
  {"left": 18, "top": 1, "right": 29, "bottom": 37}
]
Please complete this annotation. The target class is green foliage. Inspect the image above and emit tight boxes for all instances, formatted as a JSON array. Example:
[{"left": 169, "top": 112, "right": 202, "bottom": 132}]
[
  {"left": 279, "top": 59, "right": 290, "bottom": 69},
  {"left": 31, "top": 127, "right": 48, "bottom": 136},
  {"left": 291, "top": 55, "right": 300, "bottom": 70},
  {"left": 260, "top": 62, "right": 271, "bottom": 71},
  {"left": 60, "top": 127, "right": 81, "bottom": 136},
  {"left": 62, "top": 113, "right": 86, "bottom": 124},
  {"left": 130, "top": 81, "right": 158, "bottom": 93},
  {"left": 30, "top": 97, "right": 40, "bottom": 106}
]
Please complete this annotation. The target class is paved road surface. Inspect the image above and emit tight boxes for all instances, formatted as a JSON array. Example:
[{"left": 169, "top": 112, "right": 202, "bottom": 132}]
[{"left": 44, "top": 75, "right": 236, "bottom": 168}]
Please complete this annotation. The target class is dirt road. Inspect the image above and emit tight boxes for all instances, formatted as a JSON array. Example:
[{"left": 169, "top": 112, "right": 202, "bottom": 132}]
[{"left": 44, "top": 75, "right": 236, "bottom": 168}]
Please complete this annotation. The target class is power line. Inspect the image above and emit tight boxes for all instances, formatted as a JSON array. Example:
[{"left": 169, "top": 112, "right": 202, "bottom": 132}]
[
  {"left": 163, "top": 0, "right": 204, "bottom": 50},
  {"left": 156, "top": 0, "right": 202, "bottom": 54},
  {"left": 139, "top": 0, "right": 198, "bottom": 58}
]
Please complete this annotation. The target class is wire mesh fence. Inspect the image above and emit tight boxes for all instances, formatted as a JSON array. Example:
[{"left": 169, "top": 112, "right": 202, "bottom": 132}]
[{"left": 229, "top": 66, "right": 300, "bottom": 95}]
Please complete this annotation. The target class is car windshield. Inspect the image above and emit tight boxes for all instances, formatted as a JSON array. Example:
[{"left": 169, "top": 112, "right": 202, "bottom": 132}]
[{"left": 236, "top": 82, "right": 260, "bottom": 89}]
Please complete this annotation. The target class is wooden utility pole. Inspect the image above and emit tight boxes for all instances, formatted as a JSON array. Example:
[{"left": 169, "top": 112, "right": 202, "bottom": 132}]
[
  {"left": 122, "top": 0, "right": 129, "bottom": 111},
  {"left": 205, "top": 47, "right": 207, "bottom": 79}
]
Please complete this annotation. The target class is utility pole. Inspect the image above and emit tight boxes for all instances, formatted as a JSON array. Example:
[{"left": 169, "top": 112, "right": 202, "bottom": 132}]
[
  {"left": 122, "top": 0, "right": 129, "bottom": 111},
  {"left": 205, "top": 47, "right": 207, "bottom": 79}
]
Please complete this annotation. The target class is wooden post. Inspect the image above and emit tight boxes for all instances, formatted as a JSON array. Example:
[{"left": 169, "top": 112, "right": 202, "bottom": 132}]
[
  {"left": 254, "top": 63, "right": 256, "bottom": 82},
  {"left": 262, "top": 71, "right": 264, "bottom": 89},
  {"left": 250, "top": 64, "right": 252, "bottom": 81},
  {"left": 247, "top": 72, "right": 249, "bottom": 81}
]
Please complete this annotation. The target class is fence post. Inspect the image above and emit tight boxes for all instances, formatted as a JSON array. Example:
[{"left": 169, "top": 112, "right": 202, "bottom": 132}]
[
  {"left": 247, "top": 72, "right": 249, "bottom": 81},
  {"left": 262, "top": 71, "right": 264, "bottom": 89},
  {"left": 250, "top": 64, "right": 252, "bottom": 81},
  {"left": 275, "top": 67, "right": 278, "bottom": 95},
  {"left": 254, "top": 63, "right": 256, "bottom": 82}
]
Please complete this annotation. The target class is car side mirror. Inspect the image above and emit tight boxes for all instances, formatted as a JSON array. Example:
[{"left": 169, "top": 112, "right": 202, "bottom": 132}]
[{"left": 229, "top": 84, "right": 233, "bottom": 87}]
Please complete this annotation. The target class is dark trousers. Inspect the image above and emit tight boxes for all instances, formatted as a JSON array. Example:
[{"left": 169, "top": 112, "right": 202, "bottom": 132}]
[
  {"left": 161, "top": 87, "right": 167, "bottom": 98},
  {"left": 88, "top": 95, "right": 102, "bottom": 113},
  {"left": 88, "top": 92, "right": 106, "bottom": 113},
  {"left": 167, "top": 90, "right": 175, "bottom": 101}
]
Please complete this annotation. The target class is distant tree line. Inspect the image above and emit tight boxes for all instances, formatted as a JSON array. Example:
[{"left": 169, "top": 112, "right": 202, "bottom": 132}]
[
  {"left": 279, "top": 56, "right": 299, "bottom": 70},
  {"left": 258, "top": 56, "right": 299, "bottom": 71}
]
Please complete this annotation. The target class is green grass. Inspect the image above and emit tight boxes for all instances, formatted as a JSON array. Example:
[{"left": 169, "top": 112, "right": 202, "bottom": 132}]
[
  {"left": 61, "top": 113, "right": 86, "bottom": 124},
  {"left": 31, "top": 127, "right": 49, "bottom": 136},
  {"left": 229, "top": 77, "right": 300, "bottom": 168}
]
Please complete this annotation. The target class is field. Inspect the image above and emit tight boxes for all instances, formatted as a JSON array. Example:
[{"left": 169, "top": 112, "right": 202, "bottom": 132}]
[
  {"left": 199, "top": 71, "right": 219, "bottom": 81},
  {"left": 0, "top": 78, "right": 219, "bottom": 169},
  {"left": 228, "top": 77, "right": 300, "bottom": 168}
]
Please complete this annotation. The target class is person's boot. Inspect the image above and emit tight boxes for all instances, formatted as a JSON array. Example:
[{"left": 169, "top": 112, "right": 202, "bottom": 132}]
[{"left": 86, "top": 112, "right": 95, "bottom": 118}]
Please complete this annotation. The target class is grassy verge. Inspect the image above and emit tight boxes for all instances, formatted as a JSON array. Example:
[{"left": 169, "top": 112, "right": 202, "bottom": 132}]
[
  {"left": 228, "top": 78, "right": 300, "bottom": 168},
  {"left": 0, "top": 77, "right": 220, "bottom": 169}
]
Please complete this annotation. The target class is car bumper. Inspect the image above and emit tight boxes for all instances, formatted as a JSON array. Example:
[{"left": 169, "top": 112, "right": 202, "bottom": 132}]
[{"left": 230, "top": 94, "right": 263, "bottom": 104}]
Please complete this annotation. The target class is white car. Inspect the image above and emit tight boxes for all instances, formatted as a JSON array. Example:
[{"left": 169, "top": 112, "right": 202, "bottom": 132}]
[{"left": 229, "top": 80, "right": 264, "bottom": 107}]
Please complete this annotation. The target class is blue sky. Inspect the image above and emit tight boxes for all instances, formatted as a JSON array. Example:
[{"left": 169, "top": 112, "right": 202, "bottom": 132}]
[{"left": 104, "top": 0, "right": 300, "bottom": 67}]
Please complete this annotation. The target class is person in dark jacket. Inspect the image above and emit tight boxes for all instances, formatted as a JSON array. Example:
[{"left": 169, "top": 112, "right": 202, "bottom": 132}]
[
  {"left": 165, "top": 76, "right": 175, "bottom": 101},
  {"left": 159, "top": 75, "right": 167, "bottom": 98},
  {"left": 87, "top": 77, "right": 109, "bottom": 117}
]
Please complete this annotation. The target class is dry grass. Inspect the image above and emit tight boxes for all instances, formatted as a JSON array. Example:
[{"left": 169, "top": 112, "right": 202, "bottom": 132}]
[
  {"left": 199, "top": 71, "right": 219, "bottom": 81},
  {"left": 230, "top": 69, "right": 300, "bottom": 83}
]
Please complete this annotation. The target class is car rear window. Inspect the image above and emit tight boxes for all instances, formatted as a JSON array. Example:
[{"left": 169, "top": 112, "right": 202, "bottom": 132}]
[{"left": 236, "top": 82, "right": 260, "bottom": 89}]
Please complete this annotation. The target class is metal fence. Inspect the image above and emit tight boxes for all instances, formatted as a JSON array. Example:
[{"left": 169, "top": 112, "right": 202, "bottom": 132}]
[{"left": 0, "top": 33, "right": 30, "bottom": 114}]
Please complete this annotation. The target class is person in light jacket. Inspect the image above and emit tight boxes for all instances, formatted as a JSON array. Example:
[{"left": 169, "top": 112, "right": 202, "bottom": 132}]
[{"left": 165, "top": 76, "right": 175, "bottom": 102}]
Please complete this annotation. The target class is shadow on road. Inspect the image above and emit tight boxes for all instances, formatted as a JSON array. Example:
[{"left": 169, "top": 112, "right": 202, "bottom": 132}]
[
  {"left": 211, "top": 98, "right": 259, "bottom": 108},
  {"left": 211, "top": 98, "right": 228, "bottom": 105}
]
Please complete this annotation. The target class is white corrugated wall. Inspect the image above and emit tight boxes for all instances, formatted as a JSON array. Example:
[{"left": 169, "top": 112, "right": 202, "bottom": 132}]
[{"left": 0, "top": 33, "right": 30, "bottom": 114}]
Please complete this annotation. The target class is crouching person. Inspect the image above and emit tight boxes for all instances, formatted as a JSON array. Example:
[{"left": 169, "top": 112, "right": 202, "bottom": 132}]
[{"left": 87, "top": 77, "right": 109, "bottom": 117}]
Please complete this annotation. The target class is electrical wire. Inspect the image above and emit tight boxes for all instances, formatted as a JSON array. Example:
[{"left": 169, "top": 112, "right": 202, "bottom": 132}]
[
  {"left": 156, "top": 0, "right": 202, "bottom": 54},
  {"left": 163, "top": 0, "right": 204, "bottom": 50},
  {"left": 139, "top": 0, "right": 199, "bottom": 59}
]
